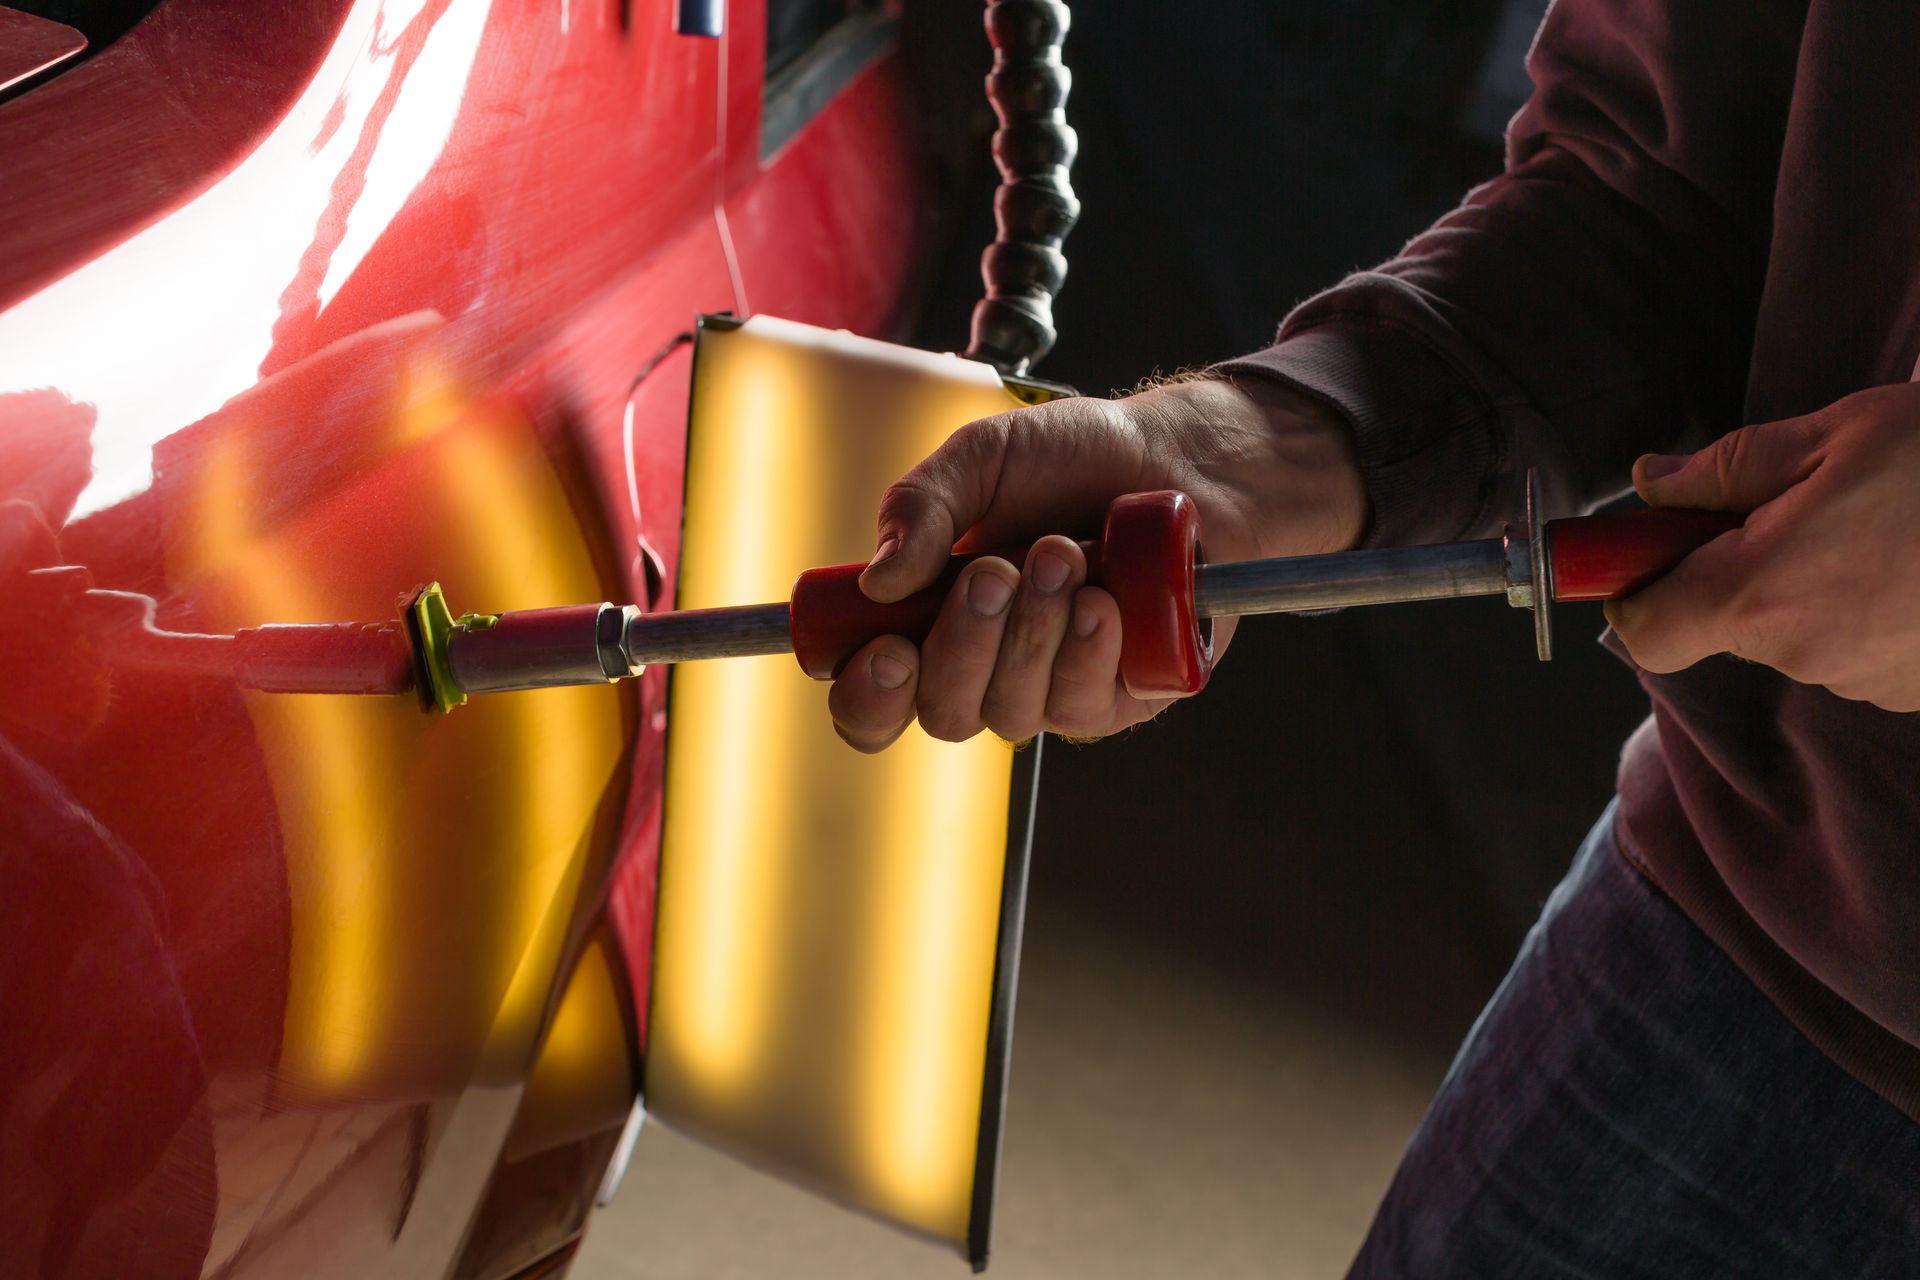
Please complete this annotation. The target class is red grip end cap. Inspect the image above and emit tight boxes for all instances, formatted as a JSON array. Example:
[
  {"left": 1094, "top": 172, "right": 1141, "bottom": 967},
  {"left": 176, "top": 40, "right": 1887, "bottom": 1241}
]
[
  {"left": 1547, "top": 508, "right": 1743, "bottom": 602},
  {"left": 1099, "top": 490, "right": 1212, "bottom": 698}
]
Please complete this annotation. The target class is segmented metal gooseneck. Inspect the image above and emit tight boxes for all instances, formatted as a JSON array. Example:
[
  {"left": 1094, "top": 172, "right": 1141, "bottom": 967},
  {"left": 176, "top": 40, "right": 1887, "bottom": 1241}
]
[{"left": 965, "top": 0, "right": 1080, "bottom": 376}]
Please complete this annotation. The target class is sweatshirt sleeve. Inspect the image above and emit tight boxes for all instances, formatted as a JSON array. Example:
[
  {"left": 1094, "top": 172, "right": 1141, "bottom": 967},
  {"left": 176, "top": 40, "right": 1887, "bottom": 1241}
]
[{"left": 1216, "top": 0, "right": 1808, "bottom": 547}]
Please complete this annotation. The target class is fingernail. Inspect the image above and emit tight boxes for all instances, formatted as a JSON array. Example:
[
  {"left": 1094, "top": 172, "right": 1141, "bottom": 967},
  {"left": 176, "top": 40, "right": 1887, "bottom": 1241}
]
[
  {"left": 1030, "top": 548, "right": 1070, "bottom": 594},
  {"left": 968, "top": 569, "right": 1014, "bottom": 617},
  {"left": 869, "top": 652, "right": 911, "bottom": 690},
  {"left": 1072, "top": 599, "right": 1100, "bottom": 637},
  {"left": 1640, "top": 454, "right": 1688, "bottom": 482},
  {"left": 868, "top": 535, "right": 899, "bottom": 570}
]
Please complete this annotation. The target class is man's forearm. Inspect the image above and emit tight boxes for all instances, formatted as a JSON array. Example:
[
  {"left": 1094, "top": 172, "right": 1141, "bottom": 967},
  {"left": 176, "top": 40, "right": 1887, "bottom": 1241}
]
[{"left": 1219, "top": 0, "right": 1808, "bottom": 547}]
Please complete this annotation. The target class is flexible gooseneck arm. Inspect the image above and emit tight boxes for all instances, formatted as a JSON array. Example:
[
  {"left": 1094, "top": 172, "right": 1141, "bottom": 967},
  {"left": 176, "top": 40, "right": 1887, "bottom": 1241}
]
[{"left": 965, "top": 0, "right": 1080, "bottom": 375}]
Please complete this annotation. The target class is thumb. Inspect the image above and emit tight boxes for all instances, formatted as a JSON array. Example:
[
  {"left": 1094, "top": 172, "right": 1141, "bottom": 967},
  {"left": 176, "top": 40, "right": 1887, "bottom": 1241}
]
[
  {"left": 1634, "top": 414, "right": 1830, "bottom": 513},
  {"left": 859, "top": 416, "right": 1011, "bottom": 603}
]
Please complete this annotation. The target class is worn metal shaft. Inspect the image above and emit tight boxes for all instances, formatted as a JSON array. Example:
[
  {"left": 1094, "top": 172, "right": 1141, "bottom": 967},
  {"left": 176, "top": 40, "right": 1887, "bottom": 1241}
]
[
  {"left": 622, "top": 601, "right": 793, "bottom": 666},
  {"left": 1193, "top": 538, "right": 1510, "bottom": 619},
  {"left": 620, "top": 540, "right": 1513, "bottom": 671}
]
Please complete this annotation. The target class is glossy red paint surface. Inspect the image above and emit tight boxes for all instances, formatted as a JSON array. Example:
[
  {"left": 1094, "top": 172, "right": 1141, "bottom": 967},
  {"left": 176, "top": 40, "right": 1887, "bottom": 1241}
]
[
  {"left": 1547, "top": 509, "right": 1743, "bottom": 602},
  {"left": 0, "top": 1, "right": 925, "bottom": 1275}
]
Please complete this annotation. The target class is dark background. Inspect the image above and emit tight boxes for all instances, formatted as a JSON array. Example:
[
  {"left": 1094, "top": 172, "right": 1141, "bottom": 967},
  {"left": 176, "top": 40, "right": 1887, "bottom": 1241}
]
[{"left": 907, "top": 0, "right": 1646, "bottom": 1060}]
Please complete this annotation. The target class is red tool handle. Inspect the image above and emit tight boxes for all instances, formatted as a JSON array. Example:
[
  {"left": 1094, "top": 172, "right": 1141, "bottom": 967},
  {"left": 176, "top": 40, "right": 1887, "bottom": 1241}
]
[
  {"left": 788, "top": 490, "right": 1214, "bottom": 698},
  {"left": 1547, "top": 508, "right": 1743, "bottom": 601}
]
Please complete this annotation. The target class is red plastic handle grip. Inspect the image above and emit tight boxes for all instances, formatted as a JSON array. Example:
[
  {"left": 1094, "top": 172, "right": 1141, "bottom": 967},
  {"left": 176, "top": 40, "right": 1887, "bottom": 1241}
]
[
  {"left": 1097, "top": 490, "right": 1213, "bottom": 697},
  {"left": 788, "top": 490, "right": 1214, "bottom": 698},
  {"left": 1547, "top": 508, "right": 1743, "bottom": 601},
  {"left": 790, "top": 553, "right": 1005, "bottom": 679}
]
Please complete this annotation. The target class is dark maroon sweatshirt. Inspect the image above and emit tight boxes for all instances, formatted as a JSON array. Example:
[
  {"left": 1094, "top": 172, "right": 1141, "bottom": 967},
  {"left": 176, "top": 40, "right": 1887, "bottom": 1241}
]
[{"left": 1222, "top": 0, "right": 1920, "bottom": 1118}]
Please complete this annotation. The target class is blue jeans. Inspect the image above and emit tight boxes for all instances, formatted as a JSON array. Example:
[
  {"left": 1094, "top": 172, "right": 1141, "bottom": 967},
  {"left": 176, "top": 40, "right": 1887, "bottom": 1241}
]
[{"left": 1351, "top": 800, "right": 1920, "bottom": 1278}]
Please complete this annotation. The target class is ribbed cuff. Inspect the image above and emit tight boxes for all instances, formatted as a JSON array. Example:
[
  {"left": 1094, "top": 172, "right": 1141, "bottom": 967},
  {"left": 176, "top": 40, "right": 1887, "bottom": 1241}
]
[{"left": 1214, "top": 321, "right": 1504, "bottom": 548}]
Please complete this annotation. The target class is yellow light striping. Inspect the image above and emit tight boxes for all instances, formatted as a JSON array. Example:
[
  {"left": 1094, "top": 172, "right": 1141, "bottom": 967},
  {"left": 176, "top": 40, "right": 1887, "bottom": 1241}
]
[
  {"left": 852, "top": 729, "right": 1013, "bottom": 1237},
  {"left": 648, "top": 317, "right": 1038, "bottom": 1252},
  {"left": 174, "top": 425, "right": 397, "bottom": 1092},
  {"left": 167, "top": 347, "right": 623, "bottom": 1101},
  {"left": 503, "top": 928, "right": 639, "bottom": 1164},
  {"left": 431, "top": 421, "right": 610, "bottom": 1080},
  {"left": 652, "top": 354, "right": 819, "bottom": 1098}
]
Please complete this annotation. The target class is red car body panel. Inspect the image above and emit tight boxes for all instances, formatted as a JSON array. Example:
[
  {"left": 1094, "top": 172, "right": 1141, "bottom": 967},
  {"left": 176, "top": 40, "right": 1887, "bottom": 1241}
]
[{"left": 0, "top": 2, "right": 925, "bottom": 1275}]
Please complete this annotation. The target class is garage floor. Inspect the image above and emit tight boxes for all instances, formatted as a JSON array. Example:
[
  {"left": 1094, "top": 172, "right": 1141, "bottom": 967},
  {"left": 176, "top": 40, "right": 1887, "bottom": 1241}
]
[{"left": 573, "top": 908, "right": 1450, "bottom": 1279}]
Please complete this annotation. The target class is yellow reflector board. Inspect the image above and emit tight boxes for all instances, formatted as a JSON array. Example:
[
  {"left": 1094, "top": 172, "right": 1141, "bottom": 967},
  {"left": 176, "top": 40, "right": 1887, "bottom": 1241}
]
[{"left": 647, "top": 315, "right": 1051, "bottom": 1268}]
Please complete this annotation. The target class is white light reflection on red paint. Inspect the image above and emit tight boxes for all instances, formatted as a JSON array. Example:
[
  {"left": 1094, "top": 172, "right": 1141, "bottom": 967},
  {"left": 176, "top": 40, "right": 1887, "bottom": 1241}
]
[{"left": 0, "top": 0, "right": 492, "bottom": 520}]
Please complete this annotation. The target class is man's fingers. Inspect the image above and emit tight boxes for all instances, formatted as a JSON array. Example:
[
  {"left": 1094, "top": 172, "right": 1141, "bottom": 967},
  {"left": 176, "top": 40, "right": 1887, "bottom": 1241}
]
[
  {"left": 1042, "top": 586, "right": 1129, "bottom": 738},
  {"left": 1635, "top": 413, "right": 1831, "bottom": 513},
  {"left": 1604, "top": 529, "right": 1755, "bottom": 673},
  {"left": 860, "top": 419, "right": 1010, "bottom": 604},
  {"left": 828, "top": 635, "right": 921, "bottom": 753},
  {"left": 980, "top": 536, "right": 1086, "bottom": 741},
  {"left": 1619, "top": 407, "right": 1837, "bottom": 670},
  {"left": 915, "top": 557, "right": 1020, "bottom": 741},
  {"left": 860, "top": 477, "right": 959, "bottom": 605}
]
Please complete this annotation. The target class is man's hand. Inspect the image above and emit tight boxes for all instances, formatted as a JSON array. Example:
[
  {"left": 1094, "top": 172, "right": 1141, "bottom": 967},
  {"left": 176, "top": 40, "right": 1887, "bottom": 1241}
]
[
  {"left": 1606, "top": 383, "right": 1920, "bottom": 712},
  {"left": 829, "top": 376, "right": 1368, "bottom": 751}
]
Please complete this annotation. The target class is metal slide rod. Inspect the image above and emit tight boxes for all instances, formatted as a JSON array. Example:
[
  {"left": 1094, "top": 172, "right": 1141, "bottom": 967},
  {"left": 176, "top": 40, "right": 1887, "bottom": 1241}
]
[
  {"left": 621, "top": 601, "right": 792, "bottom": 666},
  {"left": 1193, "top": 539, "right": 1511, "bottom": 620}
]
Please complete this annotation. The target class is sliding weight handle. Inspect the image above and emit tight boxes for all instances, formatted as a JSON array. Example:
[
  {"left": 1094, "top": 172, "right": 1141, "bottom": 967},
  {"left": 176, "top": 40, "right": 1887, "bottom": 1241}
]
[{"left": 789, "top": 490, "right": 1212, "bottom": 698}]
